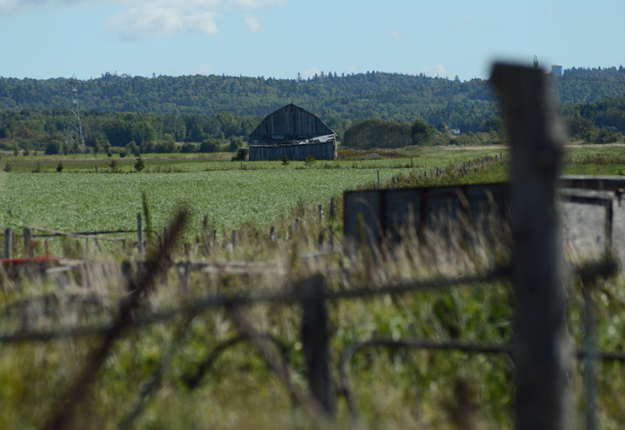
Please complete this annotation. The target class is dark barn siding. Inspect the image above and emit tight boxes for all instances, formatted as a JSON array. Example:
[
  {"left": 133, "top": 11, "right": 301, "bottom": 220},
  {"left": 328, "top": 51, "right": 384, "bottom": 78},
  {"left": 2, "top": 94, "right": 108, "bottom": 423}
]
[
  {"left": 249, "top": 142, "right": 335, "bottom": 161},
  {"left": 249, "top": 104, "right": 333, "bottom": 142}
]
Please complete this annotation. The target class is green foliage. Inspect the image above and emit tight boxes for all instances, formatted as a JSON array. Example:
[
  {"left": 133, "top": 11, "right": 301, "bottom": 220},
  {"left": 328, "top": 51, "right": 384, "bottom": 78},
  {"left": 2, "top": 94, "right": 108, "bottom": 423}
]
[
  {"left": 56, "top": 161, "right": 63, "bottom": 172},
  {"left": 199, "top": 138, "right": 220, "bottom": 153},
  {"left": 411, "top": 118, "right": 436, "bottom": 145},
  {"left": 233, "top": 147, "right": 248, "bottom": 161},
  {"left": 126, "top": 140, "right": 139, "bottom": 156},
  {"left": 305, "top": 153, "right": 316, "bottom": 167},
  {"left": 134, "top": 156, "right": 145, "bottom": 172},
  {"left": 103, "top": 140, "right": 111, "bottom": 155},
  {"left": 566, "top": 116, "right": 595, "bottom": 140},
  {"left": 229, "top": 137, "right": 244, "bottom": 152},
  {"left": 479, "top": 116, "right": 505, "bottom": 136},
  {"left": 344, "top": 119, "right": 411, "bottom": 149},
  {"left": 93, "top": 138, "right": 100, "bottom": 156},
  {"left": 109, "top": 159, "right": 119, "bottom": 172},
  {"left": 280, "top": 154, "right": 289, "bottom": 166},
  {"left": 180, "top": 142, "right": 198, "bottom": 153},
  {"left": 119, "top": 149, "right": 127, "bottom": 158},
  {"left": 3, "top": 163, "right": 10, "bottom": 172}
]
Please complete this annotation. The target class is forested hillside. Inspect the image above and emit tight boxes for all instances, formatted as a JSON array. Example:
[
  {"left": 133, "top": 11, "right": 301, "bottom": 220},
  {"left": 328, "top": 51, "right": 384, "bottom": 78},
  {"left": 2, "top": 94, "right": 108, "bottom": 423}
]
[
  {"left": 2, "top": 67, "right": 624, "bottom": 135},
  {"left": 2, "top": 67, "right": 625, "bottom": 153}
]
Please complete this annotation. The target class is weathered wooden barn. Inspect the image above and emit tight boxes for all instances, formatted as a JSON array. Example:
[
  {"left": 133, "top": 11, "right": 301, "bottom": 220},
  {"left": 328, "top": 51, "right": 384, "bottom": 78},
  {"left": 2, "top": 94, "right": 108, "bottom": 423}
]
[{"left": 248, "top": 104, "right": 337, "bottom": 161}]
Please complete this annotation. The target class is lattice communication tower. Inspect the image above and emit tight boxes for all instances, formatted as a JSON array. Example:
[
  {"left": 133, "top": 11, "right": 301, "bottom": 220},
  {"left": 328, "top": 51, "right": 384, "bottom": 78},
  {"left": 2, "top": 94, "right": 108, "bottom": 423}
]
[{"left": 65, "top": 75, "right": 86, "bottom": 155}]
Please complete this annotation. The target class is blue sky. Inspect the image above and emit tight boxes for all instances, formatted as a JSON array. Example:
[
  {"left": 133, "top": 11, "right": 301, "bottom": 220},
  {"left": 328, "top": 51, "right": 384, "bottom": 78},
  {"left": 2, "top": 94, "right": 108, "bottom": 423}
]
[{"left": 1, "top": 0, "right": 623, "bottom": 81}]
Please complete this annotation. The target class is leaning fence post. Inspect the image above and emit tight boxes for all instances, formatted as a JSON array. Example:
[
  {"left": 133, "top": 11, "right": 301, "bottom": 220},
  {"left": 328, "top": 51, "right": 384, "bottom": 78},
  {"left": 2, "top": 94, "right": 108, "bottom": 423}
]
[
  {"left": 301, "top": 274, "right": 335, "bottom": 416},
  {"left": 4, "top": 228, "right": 12, "bottom": 259},
  {"left": 492, "top": 63, "right": 570, "bottom": 430},
  {"left": 23, "top": 227, "right": 33, "bottom": 259},
  {"left": 137, "top": 213, "right": 144, "bottom": 257}
]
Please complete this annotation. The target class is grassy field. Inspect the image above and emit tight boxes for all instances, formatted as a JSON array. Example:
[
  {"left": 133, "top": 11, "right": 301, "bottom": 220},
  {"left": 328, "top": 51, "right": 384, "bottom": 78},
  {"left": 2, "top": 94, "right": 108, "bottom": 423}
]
[
  {"left": 0, "top": 148, "right": 506, "bottom": 238},
  {"left": 2, "top": 144, "right": 625, "bottom": 429}
]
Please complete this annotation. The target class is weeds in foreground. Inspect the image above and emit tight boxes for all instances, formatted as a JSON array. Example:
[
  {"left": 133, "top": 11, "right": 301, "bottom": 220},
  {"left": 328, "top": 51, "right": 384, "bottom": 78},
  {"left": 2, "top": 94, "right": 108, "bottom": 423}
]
[{"left": 0, "top": 192, "right": 621, "bottom": 429}]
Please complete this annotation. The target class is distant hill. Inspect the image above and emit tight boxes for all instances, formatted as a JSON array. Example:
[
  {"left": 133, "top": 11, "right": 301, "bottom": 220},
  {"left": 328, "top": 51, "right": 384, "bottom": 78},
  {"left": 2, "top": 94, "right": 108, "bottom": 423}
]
[{"left": 2, "top": 67, "right": 625, "bottom": 134}]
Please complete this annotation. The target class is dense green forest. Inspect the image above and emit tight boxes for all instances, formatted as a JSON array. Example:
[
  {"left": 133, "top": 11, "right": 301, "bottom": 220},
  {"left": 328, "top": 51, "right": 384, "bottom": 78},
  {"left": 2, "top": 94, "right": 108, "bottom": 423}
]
[
  {"left": 0, "top": 109, "right": 258, "bottom": 154},
  {"left": 2, "top": 67, "right": 625, "bottom": 152}
]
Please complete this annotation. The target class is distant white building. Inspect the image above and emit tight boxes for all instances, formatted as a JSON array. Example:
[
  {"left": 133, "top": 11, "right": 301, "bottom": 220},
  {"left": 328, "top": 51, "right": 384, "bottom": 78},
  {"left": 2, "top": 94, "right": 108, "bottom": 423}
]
[
  {"left": 451, "top": 129, "right": 461, "bottom": 136},
  {"left": 551, "top": 64, "right": 564, "bottom": 77}
]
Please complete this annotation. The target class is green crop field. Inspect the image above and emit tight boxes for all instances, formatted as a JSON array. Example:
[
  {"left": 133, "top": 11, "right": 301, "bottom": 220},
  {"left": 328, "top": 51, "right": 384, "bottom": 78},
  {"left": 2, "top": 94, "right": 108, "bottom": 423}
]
[
  {"left": 0, "top": 168, "right": 408, "bottom": 237},
  {"left": 0, "top": 148, "right": 506, "bottom": 239}
]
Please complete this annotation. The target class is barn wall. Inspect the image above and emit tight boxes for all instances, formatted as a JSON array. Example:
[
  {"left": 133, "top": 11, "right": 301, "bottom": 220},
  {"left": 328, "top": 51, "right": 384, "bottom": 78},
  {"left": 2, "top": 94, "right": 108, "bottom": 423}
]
[
  {"left": 249, "top": 142, "right": 335, "bottom": 161},
  {"left": 250, "top": 104, "right": 333, "bottom": 138}
]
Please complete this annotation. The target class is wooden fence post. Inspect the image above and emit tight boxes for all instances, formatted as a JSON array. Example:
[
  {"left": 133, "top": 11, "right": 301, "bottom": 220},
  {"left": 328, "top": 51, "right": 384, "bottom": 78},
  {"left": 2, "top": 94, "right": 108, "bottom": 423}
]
[
  {"left": 330, "top": 197, "right": 335, "bottom": 221},
  {"left": 231, "top": 230, "right": 236, "bottom": 248},
  {"left": 23, "top": 227, "right": 33, "bottom": 259},
  {"left": 4, "top": 228, "right": 12, "bottom": 259},
  {"left": 583, "top": 282, "right": 597, "bottom": 430},
  {"left": 605, "top": 199, "right": 613, "bottom": 255},
  {"left": 492, "top": 63, "right": 571, "bottom": 430},
  {"left": 377, "top": 170, "right": 380, "bottom": 186},
  {"left": 301, "top": 274, "right": 335, "bottom": 416},
  {"left": 269, "top": 226, "right": 276, "bottom": 242},
  {"left": 137, "top": 213, "right": 143, "bottom": 257}
]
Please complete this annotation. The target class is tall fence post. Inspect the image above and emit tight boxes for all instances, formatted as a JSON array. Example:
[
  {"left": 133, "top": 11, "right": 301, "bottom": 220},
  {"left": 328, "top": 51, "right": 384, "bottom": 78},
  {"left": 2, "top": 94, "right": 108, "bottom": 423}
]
[
  {"left": 330, "top": 197, "right": 336, "bottom": 221},
  {"left": 137, "top": 213, "right": 143, "bottom": 257},
  {"left": 23, "top": 227, "right": 33, "bottom": 259},
  {"left": 301, "top": 274, "right": 335, "bottom": 416},
  {"left": 492, "top": 64, "right": 570, "bottom": 430},
  {"left": 4, "top": 228, "right": 12, "bottom": 259},
  {"left": 583, "top": 281, "right": 597, "bottom": 430},
  {"left": 605, "top": 199, "right": 613, "bottom": 255}
]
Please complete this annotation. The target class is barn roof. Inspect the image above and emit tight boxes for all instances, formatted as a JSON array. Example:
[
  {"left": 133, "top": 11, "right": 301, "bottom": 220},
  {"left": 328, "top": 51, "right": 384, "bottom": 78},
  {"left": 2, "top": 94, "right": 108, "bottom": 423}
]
[{"left": 248, "top": 104, "right": 335, "bottom": 145}]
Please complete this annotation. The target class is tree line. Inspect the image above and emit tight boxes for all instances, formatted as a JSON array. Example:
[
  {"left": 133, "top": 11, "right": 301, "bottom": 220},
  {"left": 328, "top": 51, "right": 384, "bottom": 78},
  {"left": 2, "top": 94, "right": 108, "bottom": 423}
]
[
  {"left": 0, "top": 109, "right": 259, "bottom": 154},
  {"left": 2, "top": 67, "right": 625, "bottom": 135},
  {"left": 3, "top": 67, "right": 625, "bottom": 154}
]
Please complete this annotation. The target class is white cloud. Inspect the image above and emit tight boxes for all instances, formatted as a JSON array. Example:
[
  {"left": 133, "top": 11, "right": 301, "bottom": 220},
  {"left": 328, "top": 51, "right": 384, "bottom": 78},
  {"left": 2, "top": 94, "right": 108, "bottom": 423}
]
[
  {"left": 546, "top": 9, "right": 556, "bottom": 18},
  {"left": 105, "top": 7, "right": 220, "bottom": 40},
  {"left": 412, "top": 64, "right": 455, "bottom": 79},
  {"left": 301, "top": 66, "right": 321, "bottom": 79},
  {"left": 245, "top": 16, "right": 262, "bottom": 32},
  {"left": 0, "top": 0, "right": 285, "bottom": 39},
  {"left": 389, "top": 30, "right": 403, "bottom": 41},
  {"left": 344, "top": 65, "right": 358, "bottom": 74}
]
